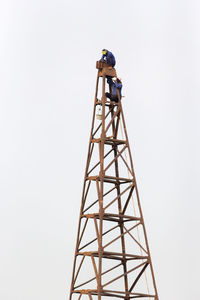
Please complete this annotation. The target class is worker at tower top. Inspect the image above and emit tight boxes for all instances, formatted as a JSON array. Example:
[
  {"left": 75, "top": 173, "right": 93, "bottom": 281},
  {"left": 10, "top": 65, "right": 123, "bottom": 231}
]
[
  {"left": 106, "top": 77, "right": 122, "bottom": 102},
  {"left": 100, "top": 49, "right": 116, "bottom": 67}
]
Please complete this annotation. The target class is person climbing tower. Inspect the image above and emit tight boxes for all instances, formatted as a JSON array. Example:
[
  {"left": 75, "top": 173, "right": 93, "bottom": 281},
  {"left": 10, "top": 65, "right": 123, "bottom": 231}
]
[
  {"left": 100, "top": 49, "right": 116, "bottom": 67},
  {"left": 106, "top": 77, "right": 122, "bottom": 102}
]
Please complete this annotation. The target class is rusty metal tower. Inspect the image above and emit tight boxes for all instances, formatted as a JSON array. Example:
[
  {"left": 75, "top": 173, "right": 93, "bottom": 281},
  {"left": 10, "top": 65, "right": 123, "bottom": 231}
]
[{"left": 69, "top": 61, "right": 159, "bottom": 300}]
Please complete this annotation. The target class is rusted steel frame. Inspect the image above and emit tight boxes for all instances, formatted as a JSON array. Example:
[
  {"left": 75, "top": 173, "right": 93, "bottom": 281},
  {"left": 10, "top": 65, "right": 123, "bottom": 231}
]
[
  {"left": 104, "top": 183, "right": 134, "bottom": 210},
  {"left": 70, "top": 194, "right": 85, "bottom": 299},
  {"left": 102, "top": 261, "right": 147, "bottom": 288},
  {"left": 88, "top": 293, "right": 93, "bottom": 300},
  {"left": 98, "top": 142, "right": 102, "bottom": 178},
  {"left": 78, "top": 251, "right": 146, "bottom": 260},
  {"left": 100, "top": 293, "right": 125, "bottom": 299},
  {"left": 70, "top": 179, "right": 89, "bottom": 297},
  {"left": 102, "top": 289, "right": 155, "bottom": 296},
  {"left": 74, "top": 274, "right": 97, "bottom": 289},
  {"left": 84, "top": 181, "right": 91, "bottom": 202},
  {"left": 71, "top": 72, "right": 159, "bottom": 300},
  {"left": 81, "top": 181, "right": 91, "bottom": 212},
  {"left": 69, "top": 74, "right": 100, "bottom": 300},
  {"left": 103, "top": 222, "right": 140, "bottom": 249},
  {"left": 123, "top": 224, "right": 148, "bottom": 255},
  {"left": 130, "top": 296, "right": 155, "bottom": 299},
  {"left": 73, "top": 256, "right": 85, "bottom": 285},
  {"left": 87, "top": 148, "right": 113, "bottom": 175},
  {"left": 81, "top": 215, "right": 136, "bottom": 223},
  {"left": 94, "top": 217, "right": 99, "bottom": 241},
  {"left": 116, "top": 148, "right": 134, "bottom": 177},
  {"left": 74, "top": 260, "right": 122, "bottom": 290},
  {"left": 86, "top": 141, "right": 94, "bottom": 175},
  {"left": 101, "top": 291, "right": 125, "bottom": 299},
  {"left": 130, "top": 293, "right": 155, "bottom": 298},
  {"left": 100, "top": 261, "right": 122, "bottom": 276},
  {"left": 102, "top": 289, "right": 155, "bottom": 298},
  {"left": 72, "top": 289, "right": 156, "bottom": 299},
  {"left": 85, "top": 74, "right": 100, "bottom": 173},
  {"left": 83, "top": 186, "right": 116, "bottom": 214},
  {"left": 129, "top": 263, "right": 149, "bottom": 293},
  {"left": 84, "top": 213, "right": 139, "bottom": 222},
  {"left": 99, "top": 291, "right": 153, "bottom": 299},
  {"left": 72, "top": 289, "right": 154, "bottom": 297},
  {"left": 98, "top": 177, "right": 131, "bottom": 185},
  {"left": 91, "top": 255, "right": 99, "bottom": 287},
  {"left": 78, "top": 218, "right": 88, "bottom": 248},
  {"left": 87, "top": 143, "right": 94, "bottom": 172},
  {"left": 103, "top": 175, "right": 132, "bottom": 182},
  {"left": 96, "top": 179, "right": 101, "bottom": 205},
  {"left": 139, "top": 221, "right": 159, "bottom": 299},
  {"left": 104, "top": 145, "right": 127, "bottom": 173},
  {"left": 98, "top": 74, "right": 106, "bottom": 300},
  {"left": 133, "top": 183, "right": 158, "bottom": 296},
  {"left": 82, "top": 199, "right": 99, "bottom": 214},
  {"left": 109, "top": 101, "right": 120, "bottom": 140},
  {"left": 114, "top": 114, "right": 121, "bottom": 139},
  {"left": 103, "top": 138, "right": 126, "bottom": 146},
  {"left": 122, "top": 186, "right": 134, "bottom": 214},
  {"left": 99, "top": 255, "right": 124, "bottom": 261},
  {"left": 78, "top": 223, "right": 119, "bottom": 251},
  {"left": 124, "top": 226, "right": 148, "bottom": 255},
  {"left": 105, "top": 106, "right": 120, "bottom": 133},
  {"left": 92, "top": 106, "right": 114, "bottom": 137},
  {"left": 120, "top": 181, "right": 132, "bottom": 185},
  {"left": 110, "top": 108, "right": 129, "bottom": 300},
  {"left": 109, "top": 104, "right": 115, "bottom": 141},
  {"left": 117, "top": 90, "right": 159, "bottom": 300}
]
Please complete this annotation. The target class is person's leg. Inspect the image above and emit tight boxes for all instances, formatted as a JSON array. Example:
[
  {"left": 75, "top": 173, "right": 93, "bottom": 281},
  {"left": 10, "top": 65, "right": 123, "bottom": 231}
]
[
  {"left": 111, "top": 95, "right": 118, "bottom": 102},
  {"left": 105, "top": 92, "right": 112, "bottom": 100}
]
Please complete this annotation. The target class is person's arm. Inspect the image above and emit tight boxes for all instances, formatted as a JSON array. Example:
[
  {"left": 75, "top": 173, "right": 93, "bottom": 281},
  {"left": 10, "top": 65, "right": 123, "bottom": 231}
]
[
  {"left": 107, "top": 77, "right": 113, "bottom": 85},
  {"left": 115, "top": 82, "right": 122, "bottom": 89},
  {"left": 100, "top": 54, "right": 105, "bottom": 61}
]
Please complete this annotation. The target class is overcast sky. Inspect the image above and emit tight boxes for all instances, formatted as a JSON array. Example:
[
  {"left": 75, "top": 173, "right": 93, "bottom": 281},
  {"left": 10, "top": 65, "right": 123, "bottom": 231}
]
[{"left": 0, "top": 1, "right": 200, "bottom": 299}]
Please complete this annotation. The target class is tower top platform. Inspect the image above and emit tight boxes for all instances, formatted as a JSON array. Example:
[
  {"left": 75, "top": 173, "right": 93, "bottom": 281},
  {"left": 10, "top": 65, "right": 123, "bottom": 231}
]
[{"left": 96, "top": 61, "right": 117, "bottom": 77}]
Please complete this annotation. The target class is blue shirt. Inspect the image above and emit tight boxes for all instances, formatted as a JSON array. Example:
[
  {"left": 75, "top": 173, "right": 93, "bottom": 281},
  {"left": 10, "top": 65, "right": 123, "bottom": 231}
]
[
  {"left": 101, "top": 51, "right": 116, "bottom": 67},
  {"left": 107, "top": 77, "right": 122, "bottom": 97}
]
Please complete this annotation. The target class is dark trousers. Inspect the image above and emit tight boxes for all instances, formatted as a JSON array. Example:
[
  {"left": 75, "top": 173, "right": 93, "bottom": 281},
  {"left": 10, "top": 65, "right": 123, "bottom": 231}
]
[{"left": 105, "top": 92, "right": 119, "bottom": 102}]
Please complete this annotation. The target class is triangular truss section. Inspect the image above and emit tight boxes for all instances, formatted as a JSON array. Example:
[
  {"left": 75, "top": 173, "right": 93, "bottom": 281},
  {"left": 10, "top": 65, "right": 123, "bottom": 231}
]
[{"left": 69, "top": 61, "right": 159, "bottom": 300}]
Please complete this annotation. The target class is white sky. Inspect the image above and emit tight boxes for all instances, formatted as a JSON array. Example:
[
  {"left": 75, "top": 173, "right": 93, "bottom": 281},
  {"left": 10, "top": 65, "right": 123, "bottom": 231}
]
[{"left": 0, "top": 0, "right": 200, "bottom": 299}]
